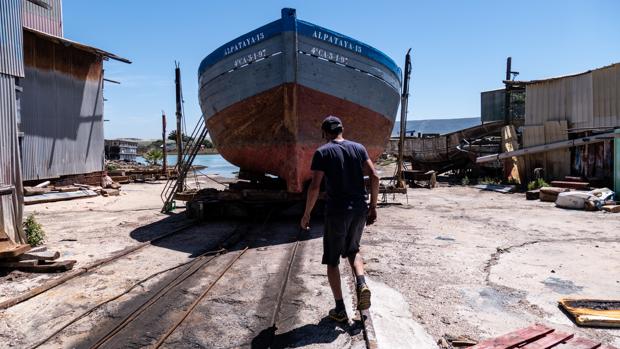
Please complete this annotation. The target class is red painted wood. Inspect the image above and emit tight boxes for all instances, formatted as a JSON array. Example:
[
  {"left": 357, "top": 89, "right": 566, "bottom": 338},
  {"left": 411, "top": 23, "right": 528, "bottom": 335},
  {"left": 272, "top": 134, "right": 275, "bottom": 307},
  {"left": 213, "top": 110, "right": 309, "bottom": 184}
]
[
  {"left": 520, "top": 331, "right": 574, "bottom": 349},
  {"left": 470, "top": 324, "right": 555, "bottom": 349},
  {"left": 553, "top": 337, "right": 601, "bottom": 349}
]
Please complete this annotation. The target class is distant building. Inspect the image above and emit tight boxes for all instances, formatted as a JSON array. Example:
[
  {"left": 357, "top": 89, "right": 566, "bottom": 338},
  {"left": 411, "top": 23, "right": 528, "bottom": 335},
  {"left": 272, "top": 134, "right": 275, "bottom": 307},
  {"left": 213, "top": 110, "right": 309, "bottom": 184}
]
[{"left": 105, "top": 139, "right": 138, "bottom": 162}]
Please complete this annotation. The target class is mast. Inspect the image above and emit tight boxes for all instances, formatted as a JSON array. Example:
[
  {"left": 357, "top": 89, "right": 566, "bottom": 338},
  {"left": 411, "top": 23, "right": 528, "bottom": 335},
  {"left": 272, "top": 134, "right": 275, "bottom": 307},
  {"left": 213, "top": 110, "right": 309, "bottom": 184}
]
[{"left": 396, "top": 49, "right": 412, "bottom": 188}]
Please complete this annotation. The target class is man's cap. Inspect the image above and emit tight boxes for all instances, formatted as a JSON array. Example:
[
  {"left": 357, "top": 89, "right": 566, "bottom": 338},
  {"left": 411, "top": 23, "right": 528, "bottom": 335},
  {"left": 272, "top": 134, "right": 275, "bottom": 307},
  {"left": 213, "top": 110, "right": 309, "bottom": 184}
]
[{"left": 321, "top": 115, "right": 343, "bottom": 133}]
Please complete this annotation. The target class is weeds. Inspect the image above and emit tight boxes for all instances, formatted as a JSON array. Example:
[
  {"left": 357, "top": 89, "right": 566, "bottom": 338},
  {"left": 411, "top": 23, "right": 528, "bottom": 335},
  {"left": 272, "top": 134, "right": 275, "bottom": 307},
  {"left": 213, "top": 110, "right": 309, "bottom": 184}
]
[
  {"left": 23, "top": 214, "right": 45, "bottom": 247},
  {"left": 461, "top": 176, "right": 470, "bottom": 185},
  {"left": 527, "top": 178, "right": 550, "bottom": 191}
]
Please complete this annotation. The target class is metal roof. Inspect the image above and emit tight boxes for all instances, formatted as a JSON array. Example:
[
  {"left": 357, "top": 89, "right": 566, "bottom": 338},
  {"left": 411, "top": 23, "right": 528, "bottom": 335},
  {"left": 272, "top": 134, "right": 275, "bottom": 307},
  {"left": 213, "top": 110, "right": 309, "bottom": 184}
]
[
  {"left": 508, "top": 62, "right": 620, "bottom": 85},
  {"left": 23, "top": 26, "right": 131, "bottom": 64}
]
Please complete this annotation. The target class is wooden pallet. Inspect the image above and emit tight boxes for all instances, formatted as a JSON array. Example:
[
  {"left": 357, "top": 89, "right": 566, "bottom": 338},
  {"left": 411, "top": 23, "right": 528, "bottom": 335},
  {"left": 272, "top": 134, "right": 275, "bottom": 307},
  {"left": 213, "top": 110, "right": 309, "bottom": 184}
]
[{"left": 471, "top": 324, "right": 617, "bottom": 349}]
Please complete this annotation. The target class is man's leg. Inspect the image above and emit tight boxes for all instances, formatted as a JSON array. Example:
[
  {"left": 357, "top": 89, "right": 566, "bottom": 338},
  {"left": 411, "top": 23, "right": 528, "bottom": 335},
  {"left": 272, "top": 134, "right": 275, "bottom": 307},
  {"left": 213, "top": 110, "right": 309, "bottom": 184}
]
[
  {"left": 327, "top": 264, "right": 343, "bottom": 300},
  {"left": 345, "top": 210, "right": 371, "bottom": 310},
  {"left": 323, "top": 214, "right": 348, "bottom": 321},
  {"left": 348, "top": 253, "right": 365, "bottom": 278}
]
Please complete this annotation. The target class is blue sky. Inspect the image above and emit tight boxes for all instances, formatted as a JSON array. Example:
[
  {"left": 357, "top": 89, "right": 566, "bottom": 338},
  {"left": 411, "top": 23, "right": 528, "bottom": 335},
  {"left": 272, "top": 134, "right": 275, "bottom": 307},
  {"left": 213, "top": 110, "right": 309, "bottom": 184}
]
[{"left": 63, "top": 0, "right": 620, "bottom": 140}]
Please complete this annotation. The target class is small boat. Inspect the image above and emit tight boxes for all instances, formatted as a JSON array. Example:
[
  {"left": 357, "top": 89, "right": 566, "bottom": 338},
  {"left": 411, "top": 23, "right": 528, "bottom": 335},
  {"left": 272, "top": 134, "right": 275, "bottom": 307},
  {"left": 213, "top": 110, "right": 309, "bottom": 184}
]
[{"left": 198, "top": 8, "right": 401, "bottom": 192}]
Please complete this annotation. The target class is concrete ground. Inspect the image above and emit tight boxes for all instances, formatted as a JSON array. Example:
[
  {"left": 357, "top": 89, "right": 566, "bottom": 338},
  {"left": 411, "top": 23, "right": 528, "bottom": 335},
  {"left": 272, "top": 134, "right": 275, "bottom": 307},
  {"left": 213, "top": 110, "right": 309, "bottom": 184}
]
[{"left": 0, "top": 178, "right": 618, "bottom": 348}]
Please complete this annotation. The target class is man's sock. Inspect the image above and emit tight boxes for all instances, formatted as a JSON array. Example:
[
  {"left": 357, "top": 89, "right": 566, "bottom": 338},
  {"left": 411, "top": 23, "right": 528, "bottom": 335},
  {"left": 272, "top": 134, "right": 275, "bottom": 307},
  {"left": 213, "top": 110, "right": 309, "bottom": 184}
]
[
  {"left": 356, "top": 275, "right": 366, "bottom": 287},
  {"left": 335, "top": 299, "right": 346, "bottom": 312}
]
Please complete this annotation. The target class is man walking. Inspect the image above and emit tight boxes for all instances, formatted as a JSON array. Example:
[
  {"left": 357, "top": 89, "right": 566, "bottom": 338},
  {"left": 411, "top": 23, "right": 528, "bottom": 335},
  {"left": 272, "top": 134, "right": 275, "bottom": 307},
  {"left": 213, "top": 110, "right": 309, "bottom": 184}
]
[{"left": 300, "top": 115, "right": 380, "bottom": 322}]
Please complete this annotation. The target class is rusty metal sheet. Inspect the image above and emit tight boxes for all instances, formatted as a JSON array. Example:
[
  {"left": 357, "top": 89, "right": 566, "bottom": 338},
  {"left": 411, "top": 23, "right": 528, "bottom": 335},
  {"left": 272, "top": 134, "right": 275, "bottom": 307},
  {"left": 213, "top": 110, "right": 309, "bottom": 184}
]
[{"left": 559, "top": 298, "right": 620, "bottom": 328}]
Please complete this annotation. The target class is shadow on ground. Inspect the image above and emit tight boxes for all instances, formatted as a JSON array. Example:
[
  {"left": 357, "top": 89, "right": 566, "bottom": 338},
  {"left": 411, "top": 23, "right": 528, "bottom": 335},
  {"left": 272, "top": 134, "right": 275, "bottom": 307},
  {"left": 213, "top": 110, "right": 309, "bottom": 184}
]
[{"left": 251, "top": 316, "right": 363, "bottom": 348}]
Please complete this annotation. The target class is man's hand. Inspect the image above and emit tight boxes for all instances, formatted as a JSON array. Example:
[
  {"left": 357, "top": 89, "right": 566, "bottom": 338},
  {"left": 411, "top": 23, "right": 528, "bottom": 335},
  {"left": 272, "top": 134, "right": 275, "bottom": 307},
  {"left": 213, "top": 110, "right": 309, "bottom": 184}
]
[
  {"left": 366, "top": 206, "right": 377, "bottom": 225},
  {"left": 300, "top": 211, "right": 311, "bottom": 230}
]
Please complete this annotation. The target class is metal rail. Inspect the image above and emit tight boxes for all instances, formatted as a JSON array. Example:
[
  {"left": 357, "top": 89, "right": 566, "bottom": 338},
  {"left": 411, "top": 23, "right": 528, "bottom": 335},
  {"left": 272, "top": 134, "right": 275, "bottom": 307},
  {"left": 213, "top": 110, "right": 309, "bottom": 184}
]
[{"left": 0, "top": 222, "right": 196, "bottom": 310}]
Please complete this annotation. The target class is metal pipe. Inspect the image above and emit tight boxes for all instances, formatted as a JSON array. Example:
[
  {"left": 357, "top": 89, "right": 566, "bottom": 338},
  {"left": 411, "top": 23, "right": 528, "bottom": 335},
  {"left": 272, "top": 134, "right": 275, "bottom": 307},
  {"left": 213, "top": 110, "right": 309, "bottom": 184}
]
[{"left": 476, "top": 131, "right": 620, "bottom": 164}]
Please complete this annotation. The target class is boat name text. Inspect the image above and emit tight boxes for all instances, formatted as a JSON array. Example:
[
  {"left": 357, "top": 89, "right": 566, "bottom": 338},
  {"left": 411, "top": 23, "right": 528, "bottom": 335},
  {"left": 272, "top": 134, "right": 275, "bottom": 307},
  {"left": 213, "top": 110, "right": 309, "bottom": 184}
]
[
  {"left": 312, "top": 31, "right": 362, "bottom": 53},
  {"left": 224, "top": 32, "right": 265, "bottom": 56},
  {"left": 234, "top": 49, "right": 268, "bottom": 67},
  {"left": 310, "top": 47, "right": 348, "bottom": 64}
]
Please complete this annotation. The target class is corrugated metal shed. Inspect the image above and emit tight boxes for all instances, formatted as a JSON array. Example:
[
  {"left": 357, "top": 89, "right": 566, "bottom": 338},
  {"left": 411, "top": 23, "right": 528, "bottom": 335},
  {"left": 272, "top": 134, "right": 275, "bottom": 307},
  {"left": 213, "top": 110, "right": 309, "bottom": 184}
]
[
  {"left": 525, "top": 63, "right": 620, "bottom": 129},
  {"left": 0, "top": 0, "right": 25, "bottom": 77},
  {"left": 0, "top": 0, "right": 26, "bottom": 245},
  {"left": 523, "top": 63, "right": 620, "bottom": 182},
  {"left": 20, "top": 29, "right": 106, "bottom": 181},
  {"left": 22, "top": 0, "right": 63, "bottom": 37},
  {"left": 0, "top": 75, "right": 25, "bottom": 244}
]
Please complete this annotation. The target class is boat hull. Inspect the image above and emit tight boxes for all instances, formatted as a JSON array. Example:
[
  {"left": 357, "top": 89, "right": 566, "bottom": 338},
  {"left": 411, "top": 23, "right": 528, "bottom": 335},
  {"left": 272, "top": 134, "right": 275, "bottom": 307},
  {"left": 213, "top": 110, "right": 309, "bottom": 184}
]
[
  {"left": 206, "top": 83, "right": 392, "bottom": 192},
  {"left": 199, "top": 9, "right": 401, "bottom": 192}
]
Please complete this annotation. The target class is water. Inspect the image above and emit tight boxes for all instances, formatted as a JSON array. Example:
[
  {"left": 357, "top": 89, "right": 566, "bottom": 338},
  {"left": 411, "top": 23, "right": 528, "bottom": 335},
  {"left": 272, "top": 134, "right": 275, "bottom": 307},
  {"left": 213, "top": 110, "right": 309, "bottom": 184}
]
[{"left": 136, "top": 154, "right": 239, "bottom": 178}]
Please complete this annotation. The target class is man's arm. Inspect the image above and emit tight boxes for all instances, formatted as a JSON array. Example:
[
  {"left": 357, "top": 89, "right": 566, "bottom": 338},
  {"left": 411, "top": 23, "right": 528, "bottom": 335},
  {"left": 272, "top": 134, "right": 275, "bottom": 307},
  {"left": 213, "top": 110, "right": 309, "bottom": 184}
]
[
  {"left": 363, "top": 159, "right": 379, "bottom": 225},
  {"left": 300, "top": 170, "right": 324, "bottom": 229}
]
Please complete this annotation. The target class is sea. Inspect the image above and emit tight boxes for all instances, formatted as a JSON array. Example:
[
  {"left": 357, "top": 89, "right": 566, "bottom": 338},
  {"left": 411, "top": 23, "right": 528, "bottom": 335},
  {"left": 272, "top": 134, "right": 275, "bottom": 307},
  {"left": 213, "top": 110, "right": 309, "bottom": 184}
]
[
  {"left": 136, "top": 154, "right": 239, "bottom": 178},
  {"left": 391, "top": 117, "right": 480, "bottom": 137},
  {"left": 135, "top": 118, "right": 479, "bottom": 178}
]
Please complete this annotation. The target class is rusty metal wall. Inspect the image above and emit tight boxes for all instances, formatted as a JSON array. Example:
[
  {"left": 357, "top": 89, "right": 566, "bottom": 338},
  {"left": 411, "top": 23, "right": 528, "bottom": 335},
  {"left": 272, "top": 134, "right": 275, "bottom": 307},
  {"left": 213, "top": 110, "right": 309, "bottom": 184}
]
[
  {"left": 525, "top": 63, "right": 620, "bottom": 129},
  {"left": 20, "top": 31, "right": 105, "bottom": 181},
  {"left": 0, "top": 0, "right": 25, "bottom": 77},
  {"left": 0, "top": 74, "right": 25, "bottom": 244},
  {"left": 22, "top": 0, "right": 63, "bottom": 37}
]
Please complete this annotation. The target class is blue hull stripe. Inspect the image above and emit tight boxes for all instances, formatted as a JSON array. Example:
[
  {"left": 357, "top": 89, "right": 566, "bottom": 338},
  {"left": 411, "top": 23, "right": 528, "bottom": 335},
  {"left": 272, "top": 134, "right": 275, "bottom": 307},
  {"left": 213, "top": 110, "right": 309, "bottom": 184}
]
[{"left": 198, "top": 8, "right": 401, "bottom": 82}]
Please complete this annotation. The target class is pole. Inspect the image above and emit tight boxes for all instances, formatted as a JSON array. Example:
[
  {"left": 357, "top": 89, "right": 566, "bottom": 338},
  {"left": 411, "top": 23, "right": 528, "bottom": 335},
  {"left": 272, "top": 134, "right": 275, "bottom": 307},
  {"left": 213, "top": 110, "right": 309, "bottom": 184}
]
[
  {"left": 504, "top": 57, "right": 512, "bottom": 125},
  {"left": 174, "top": 62, "right": 183, "bottom": 192},
  {"left": 396, "top": 49, "right": 412, "bottom": 188},
  {"left": 162, "top": 111, "right": 167, "bottom": 174}
]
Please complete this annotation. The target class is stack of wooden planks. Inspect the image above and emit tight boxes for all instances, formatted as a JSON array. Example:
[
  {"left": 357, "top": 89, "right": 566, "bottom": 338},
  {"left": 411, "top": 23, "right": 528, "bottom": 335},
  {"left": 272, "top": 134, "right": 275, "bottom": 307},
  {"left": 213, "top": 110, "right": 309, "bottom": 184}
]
[{"left": 470, "top": 324, "right": 617, "bottom": 349}]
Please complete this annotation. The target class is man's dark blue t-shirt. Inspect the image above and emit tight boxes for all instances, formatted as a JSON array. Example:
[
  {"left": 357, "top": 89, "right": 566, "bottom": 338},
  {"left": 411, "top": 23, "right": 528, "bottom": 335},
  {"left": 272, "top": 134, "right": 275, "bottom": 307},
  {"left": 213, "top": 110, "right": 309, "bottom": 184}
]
[{"left": 310, "top": 139, "right": 369, "bottom": 212}]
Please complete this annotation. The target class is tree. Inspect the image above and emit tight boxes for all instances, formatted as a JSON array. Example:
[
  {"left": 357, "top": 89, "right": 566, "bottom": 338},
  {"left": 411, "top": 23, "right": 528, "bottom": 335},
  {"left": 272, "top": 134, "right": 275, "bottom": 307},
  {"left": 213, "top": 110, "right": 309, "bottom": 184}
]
[
  {"left": 201, "top": 138, "right": 214, "bottom": 148},
  {"left": 168, "top": 130, "right": 192, "bottom": 143},
  {"left": 144, "top": 148, "right": 164, "bottom": 166}
]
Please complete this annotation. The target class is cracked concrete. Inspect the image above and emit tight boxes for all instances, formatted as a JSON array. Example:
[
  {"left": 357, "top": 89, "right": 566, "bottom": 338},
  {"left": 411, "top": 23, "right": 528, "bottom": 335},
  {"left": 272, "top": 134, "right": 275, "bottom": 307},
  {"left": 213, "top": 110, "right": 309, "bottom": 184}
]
[{"left": 362, "top": 185, "right": 620, "bottom": 347}]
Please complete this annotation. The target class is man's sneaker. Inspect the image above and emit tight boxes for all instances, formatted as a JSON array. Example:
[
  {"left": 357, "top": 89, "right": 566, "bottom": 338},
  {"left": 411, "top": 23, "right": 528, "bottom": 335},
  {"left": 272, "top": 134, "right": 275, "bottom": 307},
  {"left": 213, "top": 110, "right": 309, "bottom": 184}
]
[
  {"left": 328, "top": 308, "right": 348, "bottom": 322},
  {"left": 357, "top": 283, "right": 371, "bottom": 310}
]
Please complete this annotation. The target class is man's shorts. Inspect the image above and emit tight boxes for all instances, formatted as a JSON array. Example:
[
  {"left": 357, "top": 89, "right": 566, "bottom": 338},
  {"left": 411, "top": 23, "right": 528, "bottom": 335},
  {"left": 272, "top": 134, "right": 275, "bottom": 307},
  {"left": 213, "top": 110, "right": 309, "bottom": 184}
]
[{"left": 322, "top": 207, "right": 368, "bottom": 266}]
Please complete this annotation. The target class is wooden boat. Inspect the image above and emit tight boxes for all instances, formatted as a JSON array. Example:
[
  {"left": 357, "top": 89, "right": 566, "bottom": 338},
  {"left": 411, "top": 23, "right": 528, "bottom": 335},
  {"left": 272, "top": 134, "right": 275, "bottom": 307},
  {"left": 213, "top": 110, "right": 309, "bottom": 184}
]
[{"left": 198, "top": 8, "right": 401, "bottom": 192}]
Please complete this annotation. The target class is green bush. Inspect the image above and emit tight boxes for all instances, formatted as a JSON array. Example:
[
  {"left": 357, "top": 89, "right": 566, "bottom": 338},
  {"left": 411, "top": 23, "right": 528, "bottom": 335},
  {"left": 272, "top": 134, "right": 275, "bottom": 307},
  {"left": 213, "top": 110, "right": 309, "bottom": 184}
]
[
  {"left": 106, "top": 162, "right": 119, "bottom": 171},
  {"left": 461, "top": 176, "right": 470, "bottom": 185},
  {"left": 479, "top": 177, "right": 502, "bottom": 185},
  {"left": 23, "top": 214, "right": 45, "bottom": 247},
  {"left": 527, "top": 178, "right": 550, "bottom": 191}
]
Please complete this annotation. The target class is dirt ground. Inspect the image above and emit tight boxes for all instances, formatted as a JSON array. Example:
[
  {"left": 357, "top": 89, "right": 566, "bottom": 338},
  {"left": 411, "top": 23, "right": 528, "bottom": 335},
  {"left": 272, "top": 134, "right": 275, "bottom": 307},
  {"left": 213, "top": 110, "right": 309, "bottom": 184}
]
[{"left": 1, "top": 176, "right": 619, "bottom": 348}]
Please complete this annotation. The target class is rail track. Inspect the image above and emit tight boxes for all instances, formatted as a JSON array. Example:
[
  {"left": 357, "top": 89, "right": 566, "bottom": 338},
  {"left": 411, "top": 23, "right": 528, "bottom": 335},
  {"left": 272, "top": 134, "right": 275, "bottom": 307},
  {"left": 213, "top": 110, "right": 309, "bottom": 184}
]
[
  {"left": 26, "top": 213, "right": 376, "bottom": 349},
  {"left": 0, "top": 221, "right": 198, "bottom": 311}
]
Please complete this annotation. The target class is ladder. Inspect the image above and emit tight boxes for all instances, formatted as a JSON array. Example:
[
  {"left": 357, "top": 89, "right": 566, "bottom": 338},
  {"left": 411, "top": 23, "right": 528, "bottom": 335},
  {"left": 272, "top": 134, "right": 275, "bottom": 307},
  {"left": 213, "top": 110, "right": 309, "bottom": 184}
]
[{"left": 160, "top": 117, "right": 209, "bottom": 213}]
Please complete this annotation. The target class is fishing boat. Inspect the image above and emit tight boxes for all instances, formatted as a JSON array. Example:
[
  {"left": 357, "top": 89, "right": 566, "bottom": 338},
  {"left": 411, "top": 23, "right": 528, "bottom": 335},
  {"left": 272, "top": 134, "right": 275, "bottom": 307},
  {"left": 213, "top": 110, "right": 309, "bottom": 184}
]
[{"left": 198, "top": 8, "right": 401, "bottom": 192}]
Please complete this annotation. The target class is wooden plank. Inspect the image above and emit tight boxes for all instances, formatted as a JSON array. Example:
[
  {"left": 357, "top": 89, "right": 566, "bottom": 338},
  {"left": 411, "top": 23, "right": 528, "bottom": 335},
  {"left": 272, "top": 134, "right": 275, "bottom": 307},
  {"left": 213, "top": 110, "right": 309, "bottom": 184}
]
[
  {"left": 19, "top": 251, "right": 60, "bottom": 261},
  {"left": 502, "top": 125, "right": 523, "bottom": 184},
  {"left": 0, "top": 244, "right": 31, "bottom": 259},
  {"left": 521, "top": 331, "right": 574, "bottom": 349},
  {"left": 544, "top": 120, "right": 570, "bottom": 180},
  {"left": 23, "top": 189, "right": 98, "bottom": 205},
  {"left": 554, "top": 337, "right": 601, "bottom": 349},
  {"left": 470, "top": 324, "right": 555, "bottom": 349},
  {"left": 550, "top": 181, "right": 590, "bottom": 190},
  {"left": 602, "top": 205, "right": 620, "bottom": 213}
]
